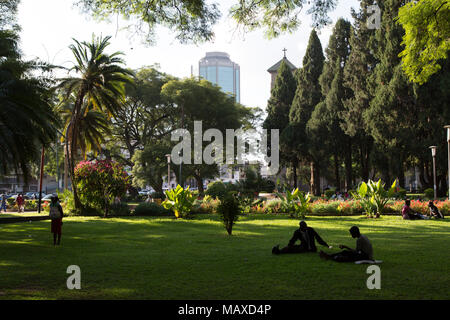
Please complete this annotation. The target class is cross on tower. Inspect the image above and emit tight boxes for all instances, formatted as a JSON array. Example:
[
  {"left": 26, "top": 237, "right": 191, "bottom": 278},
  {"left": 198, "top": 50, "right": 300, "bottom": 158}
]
[{"left": 282, "top": 48, "right": 287, "bottom": 58}]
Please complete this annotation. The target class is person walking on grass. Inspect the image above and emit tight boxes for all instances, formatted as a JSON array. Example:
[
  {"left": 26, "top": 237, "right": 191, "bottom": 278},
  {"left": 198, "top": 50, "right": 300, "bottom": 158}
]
[
  {"left": 272, "top": 221, "right": 332, "bottom": 255},
  {"left": 402, "top": 199, "right": 429, "bottom": 220},
  {"left": 16, "top": 193, "right": 24, "bottom": 213},
  {"left": 319, "top": 226, "right": 373, "bottom": 262},
  {"left": 49, "top": 195, "right": 64, "bottom": 246},
  {"left": 1, "top": 194, "right": 7, "bottom": 213}
]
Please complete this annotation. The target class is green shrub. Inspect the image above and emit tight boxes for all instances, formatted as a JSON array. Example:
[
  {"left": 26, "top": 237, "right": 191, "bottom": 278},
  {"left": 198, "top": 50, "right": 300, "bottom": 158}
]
[
  {"left": 424, "top": 188, "right": 434, "bottom": 199},
  {"left": 199, "top": 195, "right": 220, "bottom": 214},
  {"left": 162, "top": 185, "right": 196, "bottom": 218},
  {"left": 134, "top": 202, "right": 172, "bottom": 216},
  {"left": 205, "top": 181, "right": 227, "bottom": 199},
  {"left": 109, "top": 202, "right": 131, "bottom": 216},
  {"left": 57, "top": 189, "right": 75, "bottom": 215},
  {"left": 217, "top": 192, "right": 241, "bottom": 235},
  {"left": 74, "top": 160, "right": 130, "bottom": 217},
  {"left": 24, "top": 200, "right": 38, "bottom": 211},
  {"left": 275, "top": 188, "right": 310, "bottom": 219},
  {"left": 310, "top": 200, "right": 340, "bottom": 215},
  {"left": 264, "top": 199, "right": 283, "bottom": 214}
]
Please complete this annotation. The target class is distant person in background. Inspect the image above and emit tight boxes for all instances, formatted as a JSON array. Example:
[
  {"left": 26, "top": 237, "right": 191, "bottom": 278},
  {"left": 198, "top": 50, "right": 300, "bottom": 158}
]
[
  {"left": 1, "top": 194, "right": 7, "bottom": 213},
  {"left": 49, "top": 195, "right": 64, "bottom": 246},
  {"left": 320, "top": 226, "right": 373, "bottom": 262},
  {"left": 428, "top": 201, "right": 444, "bottom": 219},
  {"left": 272, "top": 221, "right": 332, "bottom": 255},
  {"left": 16, "top": 194, "right": 24, "bottom": 213},
  {"left": 402, "top": 199, "right": 429, "bottom": 220}
]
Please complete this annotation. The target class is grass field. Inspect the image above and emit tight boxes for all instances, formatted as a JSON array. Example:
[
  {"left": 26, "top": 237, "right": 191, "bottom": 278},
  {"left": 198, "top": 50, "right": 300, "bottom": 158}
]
[{"left": 0, "top": 214, "right": 448, "bottom": 300}]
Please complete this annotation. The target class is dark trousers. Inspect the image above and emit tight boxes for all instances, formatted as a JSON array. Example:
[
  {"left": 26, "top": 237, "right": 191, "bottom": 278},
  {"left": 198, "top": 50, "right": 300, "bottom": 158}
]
[
  {"left": 275, "top": 245, "right": 313, "bottom": 254},
  {"left": 330, "top": 250, "right": 369, "bottom": 262}
]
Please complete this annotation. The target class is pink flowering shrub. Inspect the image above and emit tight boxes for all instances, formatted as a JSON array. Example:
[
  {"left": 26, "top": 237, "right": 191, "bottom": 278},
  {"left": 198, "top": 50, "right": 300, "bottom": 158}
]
[{"left": 74, "top": 160, "right": 130, "bottom": 217}]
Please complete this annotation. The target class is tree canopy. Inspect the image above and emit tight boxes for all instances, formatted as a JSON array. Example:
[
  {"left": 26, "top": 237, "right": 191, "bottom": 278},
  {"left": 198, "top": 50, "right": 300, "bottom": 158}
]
[
  {"left": 398, "top": 0, "right": 450, "bottom": 84},
  {"left": 75, "top": 0, "right": 338, "bottom": 44}
]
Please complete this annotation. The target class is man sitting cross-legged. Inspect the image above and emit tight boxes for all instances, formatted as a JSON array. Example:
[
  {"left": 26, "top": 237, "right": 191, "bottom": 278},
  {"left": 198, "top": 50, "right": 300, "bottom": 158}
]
[
  {"left": 319, "top": 226, "right": 373, "bottom": 262},
  {"left": 272, "top": 221, "right": 332, "bottom": 255}
]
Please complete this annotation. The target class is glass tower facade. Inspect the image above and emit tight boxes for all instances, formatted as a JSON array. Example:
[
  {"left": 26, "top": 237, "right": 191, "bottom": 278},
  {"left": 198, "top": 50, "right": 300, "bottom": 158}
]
[{"left": 199, "top": 52, "right": 240, "bottom": 103}]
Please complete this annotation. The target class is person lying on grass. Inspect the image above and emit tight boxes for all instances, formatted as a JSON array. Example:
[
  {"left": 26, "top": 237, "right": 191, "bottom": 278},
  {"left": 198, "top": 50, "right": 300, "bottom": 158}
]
[
  {"left": 428, "top": 201, "right": 444, "bottom": 219},
  {"left": 402, "top": 199, "right": 429, "bottom": 220},
  {"left": 319, "top": 226, "right": 373, "bottom": 262},
  {"left": 272, "top": 221, "right": 332, "bottom": 255}
]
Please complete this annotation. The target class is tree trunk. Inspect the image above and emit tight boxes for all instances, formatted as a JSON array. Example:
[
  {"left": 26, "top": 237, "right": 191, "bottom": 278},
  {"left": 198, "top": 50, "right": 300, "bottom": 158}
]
[
  {"left": 195, "top": 174, "right": 204, "bottom": 196},
  {"left": 292, "top": 160, "right": 298, "bottom": 189},
  {"left": 310, "top": 161, "right": 320, "bottom": 196},
  {"left": 344, "top": 139, "right": 353, "bottom": 191},
  {"left": 333, "top": 153, "right": 340, "bottom": 191}
]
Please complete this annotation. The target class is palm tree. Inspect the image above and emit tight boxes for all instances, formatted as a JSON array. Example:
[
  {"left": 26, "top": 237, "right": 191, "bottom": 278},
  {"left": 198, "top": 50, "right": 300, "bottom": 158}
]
[
  {"left": 58, "top": 101, "right": 112, "bottom": 160},
  {"left": 0, "top": 29, "right": 59, "bottom": 180},
  {"left": 57, "top": 34, "right": 134, "bottom": 209}
]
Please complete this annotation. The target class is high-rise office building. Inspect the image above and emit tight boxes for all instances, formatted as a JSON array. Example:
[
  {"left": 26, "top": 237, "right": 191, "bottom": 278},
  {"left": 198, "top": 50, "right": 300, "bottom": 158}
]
[{"left": 199, "top": 52, "right": 240, "bottom": 103}]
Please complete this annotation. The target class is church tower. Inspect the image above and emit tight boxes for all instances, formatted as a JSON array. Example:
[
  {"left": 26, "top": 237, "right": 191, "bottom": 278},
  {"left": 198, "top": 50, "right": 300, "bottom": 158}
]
[{"left": 267, "top": 49, "right": 297, "bottom": 90}]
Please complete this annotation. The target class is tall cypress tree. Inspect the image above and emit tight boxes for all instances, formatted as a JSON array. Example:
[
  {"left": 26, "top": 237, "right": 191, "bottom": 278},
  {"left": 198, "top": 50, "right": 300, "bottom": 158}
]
[
  {"left": 308, "top": 18, "right": 352, "bottom": 191},
  {"left": 365, "top": 0, "right": 416, "bottom": 187},
  {"left": 263, "top": 59, "right": 297, "bottom": 184},
  {"left": 342, "top": 0, "right": 378, "bottom": 182},
  {"left": 289, "top": 29, "right": 324, "bottom": 195}
]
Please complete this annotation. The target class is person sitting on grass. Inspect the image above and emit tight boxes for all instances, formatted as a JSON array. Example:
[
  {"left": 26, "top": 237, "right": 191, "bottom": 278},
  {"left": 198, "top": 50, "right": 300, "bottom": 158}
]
[
  {"left": 428, "top": 201, "right": 444, "bottom": 219},
  {"left": 319, "top": 226, "right": 373, "bottom": 262},
  {"left": 49, "top": 195, "right": 64, "bottom": 246},
  {"left": 401, "top": 199, "right": 429, "bottom": 220},
  {"left": 272, "top": 221, "right": 332, "bottom": 255}
]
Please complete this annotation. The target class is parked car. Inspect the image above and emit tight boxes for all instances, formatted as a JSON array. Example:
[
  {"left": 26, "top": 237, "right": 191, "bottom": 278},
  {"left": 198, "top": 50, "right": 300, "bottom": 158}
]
[
  {"left": 25, "top": 192, "right": 46, "bottom": 199},
  {"left": 41, "top": 194, "right": 54, "bottom": 202}
]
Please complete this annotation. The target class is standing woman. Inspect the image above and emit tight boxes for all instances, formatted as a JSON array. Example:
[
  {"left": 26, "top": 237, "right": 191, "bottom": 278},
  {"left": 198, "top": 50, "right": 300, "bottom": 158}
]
[
  {"left": 49, "top": 195, "right": 64, "bottom": 245},
  {"left": 16, "top": 194, "right": 24, "bottom": 213}
]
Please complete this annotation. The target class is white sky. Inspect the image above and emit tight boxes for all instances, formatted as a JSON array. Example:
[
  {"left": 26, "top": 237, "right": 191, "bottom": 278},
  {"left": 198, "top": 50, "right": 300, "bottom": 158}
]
[{"left": 18, "top": 0, "right": 360, "bottom": 111}]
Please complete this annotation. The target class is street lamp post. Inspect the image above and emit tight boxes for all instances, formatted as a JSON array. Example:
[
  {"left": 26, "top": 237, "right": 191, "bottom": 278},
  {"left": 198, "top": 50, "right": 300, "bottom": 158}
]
[
  {"left": 165, "top": 154, "right": 171, "bottom": 190},
  {"left": 445, "top": 125, "right": 450, "bottom": 200},
  {"left": 429, "top": 146, "right": 437, "bottom": 199}
]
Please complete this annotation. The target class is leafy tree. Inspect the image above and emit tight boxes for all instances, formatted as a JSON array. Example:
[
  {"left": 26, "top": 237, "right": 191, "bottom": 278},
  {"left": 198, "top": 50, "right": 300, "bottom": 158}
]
[
  {"left": 398, "top": 0, "right": 450, "bottom": 84},
  {"left": 108, "top": 67, "right": 177, "bottom": 167},
  {"left": 0, "top": 28, "right": 59, "bottom": 180},
  {"left": 131, "top": 140, "right": 173, "bottom": 195},
  {"left": 57, "top": 35, "right": 134, "bottom": 209},
  {"left": 288, "top": 29, "right": 324, "bottom": 195},
  {"left": 75, "top": 0, "right": 338, "bottom": 43},
  {"left": 161, "top": 77, "right": 255, "bottom": 194}
]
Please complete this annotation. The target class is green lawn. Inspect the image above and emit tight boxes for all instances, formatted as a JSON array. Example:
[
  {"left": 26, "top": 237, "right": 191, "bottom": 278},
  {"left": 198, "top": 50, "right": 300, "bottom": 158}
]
[{"left": 0, "top": 215, "right": 448, "bottom": 300}]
